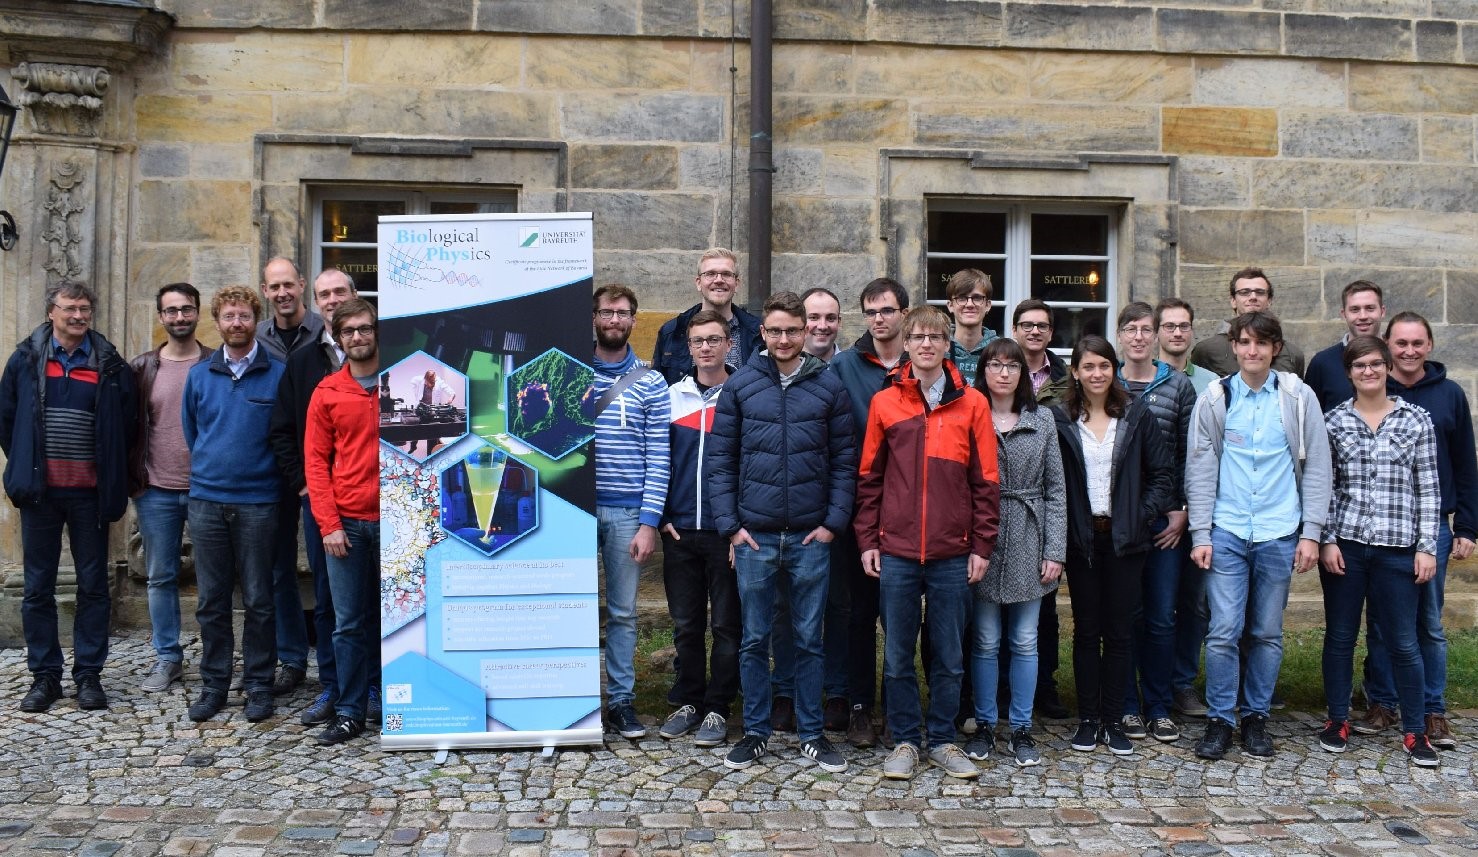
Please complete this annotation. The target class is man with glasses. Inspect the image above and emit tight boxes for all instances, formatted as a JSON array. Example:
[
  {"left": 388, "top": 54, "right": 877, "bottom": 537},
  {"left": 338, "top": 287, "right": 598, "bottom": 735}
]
[
  {"left": 711, "top": 291, "right": 856, "bottom": 773},
  {"left": 1155, "top": 298, "right": 1215, "bottom": 395},
  {"left": 303, "top": 299, "right": 382, "bottom": 745},
  {"left": 1115, "top": 302, "right": 1199, "bottom": 745},
  {"left": 3, "top": 281, "right": 137, "bottom": 713},
  {"left": 802, "top": 288, "right": 843, "bottom": 362},
  {"left": 269, "top": 269, "right": 362, "bottom": 726},
  {"left": 182, "top": 287, "right": 288, "bottom": 723},
  {"left": 1010, "top": 300, "right": 1069, "bottom": 403},
  {"left": 826, "top": 278, "right": 910, "bottom": 747},
  {"left": 945, "top": 269, "right": 999, "bottom": 386},
  {"left": 1191, "top": 267, "right": 1305, "bottom": 378},
  {"left": 592, "top": 285, "right": 671, "bottom": 739},
  {"left": 130, "top": 283, "right": 213, "bottom": 694},
  {"left": 1304, "top": 280, "right": 1386, "bottom": 413},
  {"left": 653, "top": 248, "right": 763, "bottom": 384}
]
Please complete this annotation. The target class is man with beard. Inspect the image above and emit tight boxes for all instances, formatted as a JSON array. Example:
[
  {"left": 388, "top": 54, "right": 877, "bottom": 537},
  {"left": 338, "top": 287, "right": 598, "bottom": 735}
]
[
  {"left": 269, "top": 269, "right": 362, "bottom": 726},
  {"left": 304, "top": 299, "right": 382, "bottom": 745},
  {"left": 592, "top": 284, "right": 670, "bottom": 738},
  {"left": 3, "top": 280, "right": 137, "bottom": 713},
  {"left": 652, "top": 248, "right": 763, "bottom": 384},
  {"left": 182, "top": 286, "right": 287, "bottom": 723},
  {"left": 130, "top": 282, "right": 213, "bottom": 693}
]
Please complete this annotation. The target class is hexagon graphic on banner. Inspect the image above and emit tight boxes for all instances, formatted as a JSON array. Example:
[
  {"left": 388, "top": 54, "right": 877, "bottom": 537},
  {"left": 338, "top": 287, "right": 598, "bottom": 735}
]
[
  {"left": 439, "top": 444, "right": 540, "bottom": 556},
  {"left": 505, "top": 348, "right": 596, "bottom": 460},
  {"left": 380, "top": 352, "right": 469, "bottom": 463}
]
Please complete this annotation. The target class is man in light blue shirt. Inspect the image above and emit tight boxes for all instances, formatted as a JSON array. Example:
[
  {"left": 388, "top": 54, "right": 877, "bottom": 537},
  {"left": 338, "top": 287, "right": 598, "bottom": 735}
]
[{"left": 1184, "top": 312, "right": 1330, "bottom": 762}]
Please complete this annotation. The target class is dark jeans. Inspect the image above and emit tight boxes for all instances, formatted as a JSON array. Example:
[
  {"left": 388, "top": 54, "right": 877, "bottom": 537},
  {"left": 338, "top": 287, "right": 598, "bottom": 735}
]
[
  {"left": 662, "top": 527, "right": 741, "bottom": 718},
  {"left": 302, "top": 495, "right": 338, "bottom": 696},
  {"left": 735, "top": 531, "right": 830, "bottom": 741},
  {"left": 21, "top": 494, "right": 110, "bottom": 679},
  {"left": 1126, "top": 521, "right": 1202, "bottom": 719},
  {"left": 1066, "top": 529, "right": 1145, "bottom": 723},
  {"left": 773, "top": 529, "right": 876, "bottom": 707},
  {"left": 1322, "top": 539, "right": 1426, "bottom": 734},
  {"left": 326, "top": 517, "right": 381, "bottom": 720},
  {"left": 880, "top": 553, "right": 971, "bottom": 748},
  {"left": 191, "top": 498, "right": 278, "bottom": 693},
  {"left": 1365, "top": 518, "right": 1451, "bottom": 715},
  {"left": 272, "top": 491, "right": 308, "bottom": 671}
]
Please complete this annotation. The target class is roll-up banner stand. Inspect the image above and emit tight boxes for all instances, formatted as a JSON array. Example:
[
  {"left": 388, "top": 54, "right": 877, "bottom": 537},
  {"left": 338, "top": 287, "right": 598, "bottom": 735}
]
[{"left": 375, "top": 212, "right": 602, "bottom": 751}]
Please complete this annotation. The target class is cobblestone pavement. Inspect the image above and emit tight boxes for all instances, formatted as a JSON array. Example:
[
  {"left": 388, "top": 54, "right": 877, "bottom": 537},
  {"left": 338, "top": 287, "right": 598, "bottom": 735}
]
[{"left": 2, "top": 632, "right": 1475, "bottom": 856}]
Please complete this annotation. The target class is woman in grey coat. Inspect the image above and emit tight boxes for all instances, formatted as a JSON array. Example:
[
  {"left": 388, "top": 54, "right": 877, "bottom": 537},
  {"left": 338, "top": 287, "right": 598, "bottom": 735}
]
[{"left": 966, "top": 339, "right": 1067, "bottom": 767}]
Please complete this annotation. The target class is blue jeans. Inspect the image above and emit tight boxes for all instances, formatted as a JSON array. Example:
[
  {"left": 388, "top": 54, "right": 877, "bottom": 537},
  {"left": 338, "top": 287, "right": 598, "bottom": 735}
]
[
  {"left": 771, "top": 575, "right": 794, "bottom": 698},
  {"left": 880, "top": 553, "right": 970, "bottom": 748},
  {"left": 1321, "top": 539, "right": 1425, "bottom": 733},
  {"left": 596, "top": 505, "right": 641, "bottom": 706},
  {"left": 1174, "top": 557, "right": 1209, "bottom": 692},
  {"left": 272, "top": 491, "right": 308, "bottom": 671},
  {"left": 325, "top": 517, "right": 381, "bottom": 720},
  {"left": 1204, "top": 528, "right": 1296, "bottom": 723},
  {"left": 772, "top": 532, "right": 855, "bottom": 702},
  {"left": 1364, "top": 518, "right": 1450, "bottom": 715},
  {"left": 190, "top": 498, "right": 278, "bottom": 692},
  {"left": 734, "top": 531, "right": 830, "bottom": 741},
  {"left": 134, "top": 487, "right": 189, "bottom": 663},
  {"left": 21, "top": 494, "right": 110, "bottom": 679},
  {"left": 1126, "top": 522, "right": 1198, "bottom": 719},
  {"left": 972, "top": 594, "right": 1040, "bottom": 731},
  {"left": 302, "top": 495, "right": 338, "bottom": 697}
]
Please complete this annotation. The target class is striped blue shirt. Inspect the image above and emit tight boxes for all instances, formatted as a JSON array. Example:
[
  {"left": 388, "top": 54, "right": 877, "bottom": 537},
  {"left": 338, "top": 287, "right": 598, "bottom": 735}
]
[{"left": 592, "top": 348, "right": 671, "bottom": 528}]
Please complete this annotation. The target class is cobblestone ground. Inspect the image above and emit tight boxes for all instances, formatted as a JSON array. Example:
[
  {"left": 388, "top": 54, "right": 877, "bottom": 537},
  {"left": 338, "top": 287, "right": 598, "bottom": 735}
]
[{"left": 1, "top": 632, "right": 1475, "bottom": 856}]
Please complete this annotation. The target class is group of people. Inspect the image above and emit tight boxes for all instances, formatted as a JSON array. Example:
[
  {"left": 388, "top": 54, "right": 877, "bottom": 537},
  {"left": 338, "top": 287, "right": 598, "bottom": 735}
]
[
  {"left": 5, "top": 261, "right": 385, "bottom": 746},
  {"left": 595, "top": 251, "right": 1473, "bottom": 780}
]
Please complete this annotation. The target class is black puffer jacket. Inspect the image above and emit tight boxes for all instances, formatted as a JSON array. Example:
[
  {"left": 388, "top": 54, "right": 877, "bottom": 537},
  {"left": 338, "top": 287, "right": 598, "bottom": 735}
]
[
  {"left": 1053, "top": 395, "right": 1175, "bottom": 561},
  {"left": 1122, "top": 360, "right": 1197, "bottom": 506},
  {"left": 708, "top": 350, "right": 856, "bottom": 537}
]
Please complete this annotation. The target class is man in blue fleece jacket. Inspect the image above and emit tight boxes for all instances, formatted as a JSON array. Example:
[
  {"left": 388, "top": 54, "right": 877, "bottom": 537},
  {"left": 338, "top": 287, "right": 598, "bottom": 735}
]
[{"left": 182, "top": 286, "right": 287, "bottom": 724}]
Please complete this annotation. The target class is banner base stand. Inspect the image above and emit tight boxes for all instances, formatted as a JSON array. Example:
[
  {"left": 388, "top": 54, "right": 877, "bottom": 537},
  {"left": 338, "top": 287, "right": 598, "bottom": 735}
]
[{"left": 380, "top": 727, "right": 604, "bottom": 752}]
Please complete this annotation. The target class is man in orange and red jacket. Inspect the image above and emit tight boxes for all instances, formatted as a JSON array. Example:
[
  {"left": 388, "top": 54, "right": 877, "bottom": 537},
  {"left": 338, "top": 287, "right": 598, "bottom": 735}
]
[{"left": 854, "top": 306, "right": 1000, "bottom": 781}]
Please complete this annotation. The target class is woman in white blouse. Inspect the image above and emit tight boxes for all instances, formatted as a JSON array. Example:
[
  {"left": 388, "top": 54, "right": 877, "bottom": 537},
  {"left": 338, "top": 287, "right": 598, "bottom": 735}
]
[{"left": 1052, "top": 336, "right": 1175, "bottom": 758}]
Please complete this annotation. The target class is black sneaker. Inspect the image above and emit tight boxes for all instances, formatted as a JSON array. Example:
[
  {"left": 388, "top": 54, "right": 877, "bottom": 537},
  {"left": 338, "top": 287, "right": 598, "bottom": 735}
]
[
  {"left": 606, "top": 703, "right": 647, "bottom": 739},
  {"left": 1240, "top": 713, "right": 1275, "bottom": 757},
  {"left": 1099, "top": 722, "right": 1134, "bottom": 756},
  {"left": 188, "top": 688, "right": 227, "bottom": 722},
  {"left": 1195, "top": 718, "right": 1235, "bottom": 760},
  {"left": 800, "top": 736, "right": 847, "bottom": 773},
  {"left": 1404, "top": 732, "right": 1440, "bottom": 767},
  {"left": 963, "top": 732, "right": 994, "bottom": 761},
  {"left": 659, "top": 704, "right": 702, "bottom": 739},
  {"left": 1010, "top": 728, "right": 1042, "bottom": 767},
  {"left": 271, "top": 665, "right": 306, "bottom": 696},
  {"left": 366, "top": 685, "right": 382, "bottom": 725},
  {"left": 317, "top": 714, "right": 366, "bottom": 746},
  {"left": 1318, "top": 719, "right": 1350, "bottom": 753},
  {"left": 299, "top": 689, "right": 337, "bottom": 726},
  {"left": 243, "top": 689, "right": 276, "bottom": 722},
  {"left": 76, "top": 674, "right": 107, "bottom": 710},
  {"left": 19, "top": 674, "right": 62, "bottom": 713},
  {"left": 724, "top": 734, "right": 767, "bottom": 769},
  {"left": 1070, "top": 719, "right": 1099, "bottom": 752}
]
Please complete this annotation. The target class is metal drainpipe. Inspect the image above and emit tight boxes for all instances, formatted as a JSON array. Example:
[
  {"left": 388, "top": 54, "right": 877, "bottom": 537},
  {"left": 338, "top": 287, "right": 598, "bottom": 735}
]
[{"left": 748, "top": 0, "right": 774, "bottom": 299}]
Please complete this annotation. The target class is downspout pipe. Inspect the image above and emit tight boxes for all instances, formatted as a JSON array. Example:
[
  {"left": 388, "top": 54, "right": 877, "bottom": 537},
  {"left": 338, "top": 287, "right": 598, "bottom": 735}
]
[{"left": 748, "top": 0, "right": 773, "bottom": 299}]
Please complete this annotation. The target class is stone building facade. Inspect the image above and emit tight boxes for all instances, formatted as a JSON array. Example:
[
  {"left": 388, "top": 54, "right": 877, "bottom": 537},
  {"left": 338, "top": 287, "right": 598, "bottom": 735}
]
[{"left": 0, "top": 0, "right": 1476, "bottom": 629}]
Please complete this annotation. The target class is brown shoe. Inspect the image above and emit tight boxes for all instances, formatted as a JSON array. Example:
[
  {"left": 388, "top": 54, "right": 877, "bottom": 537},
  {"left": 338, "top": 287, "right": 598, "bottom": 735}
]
[
  {"left": 823, "top": 696, "right": 850, "bottom": 731},
  {"left": 1425, "top": 712, "right": 1456, "bottom": 749},
  {"left": 771, "top": 696, "right": 796, "bottom": 732},
  {"left": 846, "top": 704, "right": 876, "bottom": 748},
  {"left": 1352, "top": 703, "right": 1398, "bottom": 735}
]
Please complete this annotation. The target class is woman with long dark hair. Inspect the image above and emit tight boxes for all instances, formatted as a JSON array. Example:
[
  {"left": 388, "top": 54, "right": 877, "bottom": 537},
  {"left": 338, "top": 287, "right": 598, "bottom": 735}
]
[
  {"left": 1318, "top": 335, "right": 1441, "bottom": 766},
  {"left": 1053, "top": 336, "right": 1174, "bottom": 756},
  {"left": 967, "top": 338, "right": 1066, "bottom": 767}
]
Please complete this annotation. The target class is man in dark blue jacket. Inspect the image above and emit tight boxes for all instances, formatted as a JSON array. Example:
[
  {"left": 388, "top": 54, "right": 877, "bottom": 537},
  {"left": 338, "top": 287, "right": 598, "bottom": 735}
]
[
  {"left": 651, "top": 248, "right": 762, "bottom": 384},
  {"left": 709, "top": 291, "right": 856, "bottom": 774},
  {"left": 1, "top": 280, "right": 137, "bottom": 713},
  {"left": 1304, "top": 280, "right": 1386, "bottom": 412}
]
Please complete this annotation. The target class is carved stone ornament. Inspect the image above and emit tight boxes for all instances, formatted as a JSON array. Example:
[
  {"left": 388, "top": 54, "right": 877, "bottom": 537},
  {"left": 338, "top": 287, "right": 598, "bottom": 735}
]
[
  {"left": 10, "top": 62, "right": 110, "bottom": 137},
  {"left": 40, "top": 160, "right": 85, "bottom": 284}
]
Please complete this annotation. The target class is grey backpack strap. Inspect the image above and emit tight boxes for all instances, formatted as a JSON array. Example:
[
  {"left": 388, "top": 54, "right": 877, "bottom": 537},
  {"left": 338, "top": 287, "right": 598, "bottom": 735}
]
[{"left": 594, "top": 365, "right": 647, "bottom": 416}]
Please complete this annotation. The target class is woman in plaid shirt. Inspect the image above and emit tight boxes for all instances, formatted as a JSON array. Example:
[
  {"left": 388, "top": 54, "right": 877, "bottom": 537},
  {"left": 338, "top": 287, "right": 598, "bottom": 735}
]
[{"left": 1317, "top": 335, "right": 1441, "bottom": 767}]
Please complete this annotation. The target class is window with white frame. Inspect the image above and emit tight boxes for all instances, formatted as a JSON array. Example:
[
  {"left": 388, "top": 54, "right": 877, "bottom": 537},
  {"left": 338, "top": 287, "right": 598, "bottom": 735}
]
[
  {"left": 925, "top": 202, "right": 1118, "bottom": 352},
  {"left": 311, "top": 186, "right": 517, "bottom": 300}
]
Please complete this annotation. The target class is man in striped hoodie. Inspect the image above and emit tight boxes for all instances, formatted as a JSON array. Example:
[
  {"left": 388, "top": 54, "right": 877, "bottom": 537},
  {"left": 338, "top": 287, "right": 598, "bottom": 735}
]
[{"left": 591, "top": 284, "right": 670, "bottom": 739}]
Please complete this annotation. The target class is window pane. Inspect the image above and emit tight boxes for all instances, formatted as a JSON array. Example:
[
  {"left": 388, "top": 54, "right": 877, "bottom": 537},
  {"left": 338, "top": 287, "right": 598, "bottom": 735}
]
[
  {"left": 430, "top": 199, "right": 516, "bottom": 215},
  {"left": 1031, "top": 260, "right": 1107, "bottom": 304},
  {"left": 1050, "top": 306, "right": 1109, "bottom": 346},
  {"left": 1030, "top": 213, "right": 1108, "bottom": 256},
  {"left": 322, "top": 247, "right": 380, "bottom": 295},
  {"left": 926, "top": 257, "right": 1005, "bottom": 304},
  {"left": 927, "top": 210, "right": 1006, "bottom": 254},
  {"left": 322, "top": 199, "right": 406, "bottom": 243}
]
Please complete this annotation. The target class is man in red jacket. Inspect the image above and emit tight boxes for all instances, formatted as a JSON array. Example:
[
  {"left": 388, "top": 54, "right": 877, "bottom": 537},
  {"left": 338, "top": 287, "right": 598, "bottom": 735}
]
[
  {"left": 855, "top": 306, "right": 1000, "bottom": 781},
  {"left": 303, "top": 298, "right": 381, "bottom": 745}
]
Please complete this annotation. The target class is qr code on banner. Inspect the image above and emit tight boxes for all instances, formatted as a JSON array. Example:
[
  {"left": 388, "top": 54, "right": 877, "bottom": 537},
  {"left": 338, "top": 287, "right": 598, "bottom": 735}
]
[{"left": 384, "top": 714, "right": 403, "bottom": 732}]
